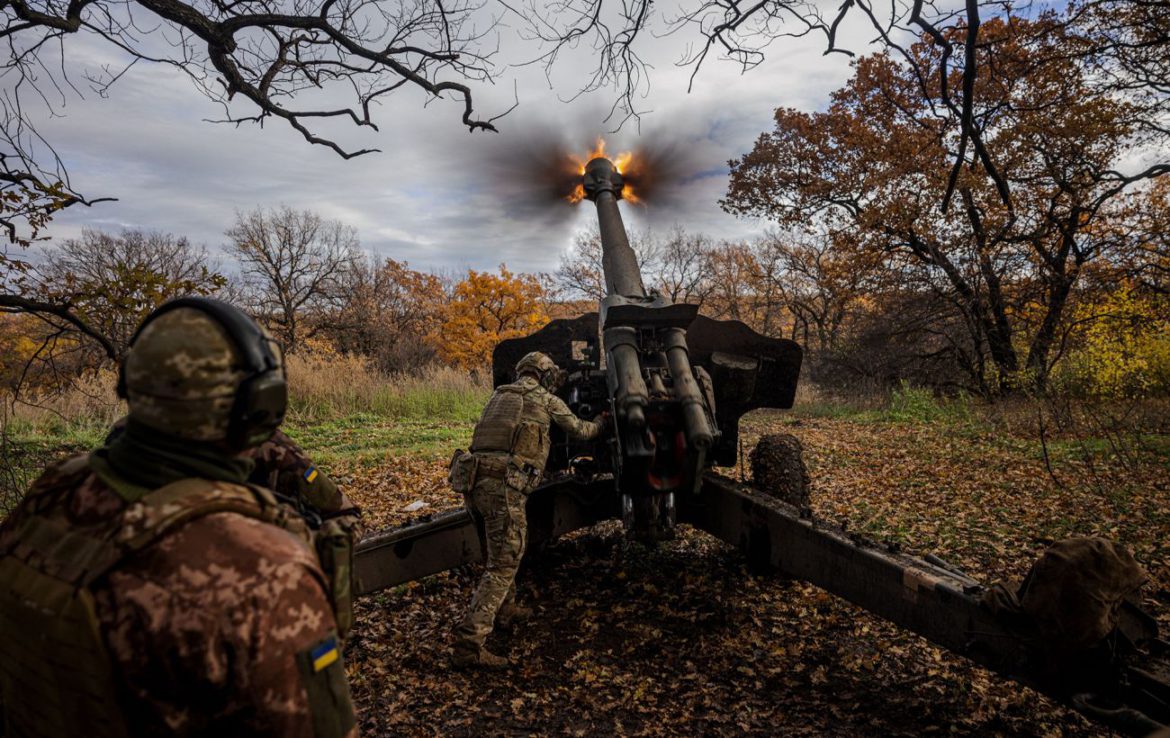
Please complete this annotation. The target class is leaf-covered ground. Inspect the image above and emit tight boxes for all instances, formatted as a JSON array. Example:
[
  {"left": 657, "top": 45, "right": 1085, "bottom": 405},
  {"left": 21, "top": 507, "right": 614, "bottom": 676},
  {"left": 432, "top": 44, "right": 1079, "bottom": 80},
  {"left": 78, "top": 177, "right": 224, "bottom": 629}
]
[{"left": 334, "top": 409, "right": 1170, "bottom": 737}]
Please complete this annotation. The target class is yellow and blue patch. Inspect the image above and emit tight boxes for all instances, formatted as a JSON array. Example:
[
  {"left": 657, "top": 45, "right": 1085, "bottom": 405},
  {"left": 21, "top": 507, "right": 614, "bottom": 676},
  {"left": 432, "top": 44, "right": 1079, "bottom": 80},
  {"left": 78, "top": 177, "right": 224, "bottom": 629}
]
[
  {"left": 311, "top": 636, "right": 339, "bottom": 672},
  {"left": 304, "top": 466, "right": 319, "bottom": 484}
]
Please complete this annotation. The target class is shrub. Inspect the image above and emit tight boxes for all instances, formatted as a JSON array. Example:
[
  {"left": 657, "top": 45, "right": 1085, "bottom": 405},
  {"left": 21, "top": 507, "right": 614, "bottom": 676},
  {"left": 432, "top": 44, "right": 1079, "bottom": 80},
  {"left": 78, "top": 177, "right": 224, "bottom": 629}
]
[{"left": 884, "top": 382, "right": 973, "bottom": 424}]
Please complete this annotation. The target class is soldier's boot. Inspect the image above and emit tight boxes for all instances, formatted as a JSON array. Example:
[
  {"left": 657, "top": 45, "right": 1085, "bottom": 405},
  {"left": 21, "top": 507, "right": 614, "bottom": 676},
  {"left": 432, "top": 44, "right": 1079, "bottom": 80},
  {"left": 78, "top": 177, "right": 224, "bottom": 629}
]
[
  {"left": 496, "top": 603, "right": 534, "bottom": 630},
  {"left": 451, "top": 642, "right": 509, "bottom": 670}
]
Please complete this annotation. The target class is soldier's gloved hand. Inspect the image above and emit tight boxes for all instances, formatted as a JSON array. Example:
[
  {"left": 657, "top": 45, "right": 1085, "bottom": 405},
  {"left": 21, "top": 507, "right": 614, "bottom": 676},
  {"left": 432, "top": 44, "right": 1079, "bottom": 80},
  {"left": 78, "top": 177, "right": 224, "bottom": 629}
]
[{"left": 594, "top": 410, "right": 612, "bottom": 426}]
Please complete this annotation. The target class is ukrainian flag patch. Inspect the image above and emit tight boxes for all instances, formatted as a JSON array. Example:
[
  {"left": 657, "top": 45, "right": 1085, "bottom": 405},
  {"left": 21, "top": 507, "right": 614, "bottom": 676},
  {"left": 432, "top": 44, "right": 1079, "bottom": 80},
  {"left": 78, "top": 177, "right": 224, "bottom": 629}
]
[
  {"left": 304, "top": 466, "right": 319, "bottom": 483},
  {"left": 311, "top": 636, "right": 339, "bottom": 672}
]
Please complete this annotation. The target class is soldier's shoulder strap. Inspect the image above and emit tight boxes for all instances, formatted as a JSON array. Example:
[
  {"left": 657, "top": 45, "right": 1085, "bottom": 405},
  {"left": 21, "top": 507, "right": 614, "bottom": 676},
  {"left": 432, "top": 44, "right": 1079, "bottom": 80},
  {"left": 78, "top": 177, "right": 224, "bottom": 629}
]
[
  {"left": 115, "top": 477, "right": 311, "bottom": 557},
  {"left": 496, "top": 381, "right": 547, "bottom": 407},
  {"left": 22, "top": 477, "right": 307, "bottom": 590}
]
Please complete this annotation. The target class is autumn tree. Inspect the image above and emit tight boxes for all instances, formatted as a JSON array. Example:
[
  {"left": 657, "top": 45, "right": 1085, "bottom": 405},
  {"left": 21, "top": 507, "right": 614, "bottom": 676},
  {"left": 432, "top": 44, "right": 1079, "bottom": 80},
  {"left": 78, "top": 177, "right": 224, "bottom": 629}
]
[
  {"left": 0, "top": 313, "right": 44, "bottom": 389},
  {"left": 330, "top": 257, "right": 447, "bottom": 371},
  {"left": 754, "top": 231, "right": 877, "bottom": 356},
  {"left": 0, "top": 179, "right": 121, "bottom": 361},
  {"left": 1058, "top": 285, "right": 1170, "bottom": 397},
  {"left": 38, "top": 229, "right": 225, "bottom": 356},
  {"left": 725, "top": 14, "right": 1168, "bottom": 394},
  {"left": 1065, "top": 0, "right": 1169, "bottom": 134},
  {"left": 437, "top": 265, "right": 550, "bottom": 369},
  {"left": 1123, "top": 178, "right": 1170, "bottom": 295},
  {"left": 555, "top": 225, "right": 721, "bottom": 307},
  {"left": 556, "top": 226, "right": 660, "bottom": 303},
  {"left": 703, "top": 242, "right": 762, "bottom": 326},
  {"left": 227, "top": 207, "right": 359, "bottom": 353},
  {"left": 0, "top": 228, "right": 223, "bottom": 394},
  {"left": 654, "top": 228, "right": 713, "bottom": 305}
]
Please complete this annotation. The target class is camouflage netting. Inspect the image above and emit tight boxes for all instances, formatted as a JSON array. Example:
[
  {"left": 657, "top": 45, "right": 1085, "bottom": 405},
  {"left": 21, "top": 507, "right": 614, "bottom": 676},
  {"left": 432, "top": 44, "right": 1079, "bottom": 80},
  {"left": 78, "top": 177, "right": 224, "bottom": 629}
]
[
  {"left": 1017, "top": 537, "right": 1148, "bottom": 649},
  {"left": 750, "top": 434, "right": 811, "bottom": 509}
]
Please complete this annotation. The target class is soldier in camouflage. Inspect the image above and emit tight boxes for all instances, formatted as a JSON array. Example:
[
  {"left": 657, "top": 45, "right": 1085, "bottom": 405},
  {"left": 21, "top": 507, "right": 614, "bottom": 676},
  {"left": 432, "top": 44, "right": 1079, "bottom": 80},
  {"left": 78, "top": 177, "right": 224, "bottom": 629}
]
[
  {"left": 248, "top": 430, "right": 362, "bottom": 535},
  {"left": 245, "top": 429, "right": 364, "bottom": 636},
  {"left": 0, "top": 298, "right": 358, "bottom": 738},
  {"left": 106, "top": 418, "right": 364, "bottom": 636},
  {"left": 451, "top": 351, "right": 607, "bottom": 669}
]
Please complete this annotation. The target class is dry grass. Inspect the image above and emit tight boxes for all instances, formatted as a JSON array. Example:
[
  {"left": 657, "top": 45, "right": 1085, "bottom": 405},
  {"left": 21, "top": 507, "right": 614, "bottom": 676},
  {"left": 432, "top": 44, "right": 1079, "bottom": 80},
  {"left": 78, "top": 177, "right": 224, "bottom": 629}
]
[
  {"left": 2, "top": 355, "right": 490, "bottom": 435},
  {"left": 4, "top": 370, "right": 124, "bottom": 438},
  {"left": 284, "top": 353, "right": 489, "bottom": 423},
  {"left": 0, "top": 355, "right": 490, "bottom": 512}
]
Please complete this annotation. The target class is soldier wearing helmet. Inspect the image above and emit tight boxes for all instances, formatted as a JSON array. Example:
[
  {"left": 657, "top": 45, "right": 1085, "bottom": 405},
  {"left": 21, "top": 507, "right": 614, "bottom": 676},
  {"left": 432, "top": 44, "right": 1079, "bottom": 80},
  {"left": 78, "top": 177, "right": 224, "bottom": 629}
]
[
  {"left": 0, "top": 298, "right": 357, "bottom": 738},
  {"left": 450, "top": 351, "right": 607, "bottom": 669}
]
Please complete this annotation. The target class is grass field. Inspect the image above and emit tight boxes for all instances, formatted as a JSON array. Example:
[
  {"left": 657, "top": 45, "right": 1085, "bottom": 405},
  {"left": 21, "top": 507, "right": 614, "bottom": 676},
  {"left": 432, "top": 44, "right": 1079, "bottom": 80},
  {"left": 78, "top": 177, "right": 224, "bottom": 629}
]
[{"left": 3, "top": 373, "right": 1168, "bottom": 735}]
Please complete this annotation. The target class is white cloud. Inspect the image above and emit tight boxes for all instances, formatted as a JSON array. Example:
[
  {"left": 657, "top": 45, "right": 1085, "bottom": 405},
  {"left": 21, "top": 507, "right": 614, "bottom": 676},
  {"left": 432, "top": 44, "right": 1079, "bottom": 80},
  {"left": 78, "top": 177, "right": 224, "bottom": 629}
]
[{"left": 34, "top": 4, "right": 878, "bottom": 274}]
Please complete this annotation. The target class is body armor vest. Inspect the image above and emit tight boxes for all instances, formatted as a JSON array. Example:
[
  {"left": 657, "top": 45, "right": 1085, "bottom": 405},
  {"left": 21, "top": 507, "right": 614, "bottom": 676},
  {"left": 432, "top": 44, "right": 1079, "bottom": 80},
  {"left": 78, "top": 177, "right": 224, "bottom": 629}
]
[
  {"left": 469, "top": 382, "right": 551, "bottom": 471},
  {"left": 0, "top": 456, "right": 346, "bottom": 738},
  {"left": 470, "top": 384, "right": 525, "bottom": 455}
]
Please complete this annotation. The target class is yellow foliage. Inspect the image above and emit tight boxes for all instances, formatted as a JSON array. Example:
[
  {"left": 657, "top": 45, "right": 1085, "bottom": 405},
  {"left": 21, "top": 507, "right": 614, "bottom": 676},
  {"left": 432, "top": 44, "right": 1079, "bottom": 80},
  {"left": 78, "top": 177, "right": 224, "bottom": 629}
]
[
  {"left": 0, "top": 314, "right": 60, "bottom": 389},
  {"left": 1059, "top": 287, "right": 1170, "bottom": 397},
  {"left": 435, "top": 265, "right": 550, "bottom": 369},
  {"left": 297, "top": 334, "right": 343, "bottom": 359},
  {"left": 0, "top": 314, "right": 41, "bottom": 364}
]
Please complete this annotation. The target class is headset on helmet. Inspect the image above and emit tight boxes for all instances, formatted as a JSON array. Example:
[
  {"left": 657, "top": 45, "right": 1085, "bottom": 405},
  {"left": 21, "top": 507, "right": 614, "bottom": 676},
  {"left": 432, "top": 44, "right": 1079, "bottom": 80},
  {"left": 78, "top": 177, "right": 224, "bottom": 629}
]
[
  {"left": 117, "top": 297, "right": 288, "bottom": 450},
  {"left": 515, "top": 352, "right": 567, "bottom": 392}
]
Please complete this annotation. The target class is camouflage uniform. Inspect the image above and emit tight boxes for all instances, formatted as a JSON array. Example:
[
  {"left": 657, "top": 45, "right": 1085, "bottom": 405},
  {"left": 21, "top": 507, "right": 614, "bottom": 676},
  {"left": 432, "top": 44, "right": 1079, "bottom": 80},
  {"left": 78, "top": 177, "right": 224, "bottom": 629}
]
[
  {"left": 0, "top": 300, "right": 357, "bottom": 737},
  {"left": 247, "top": 430, "right": 363, "bottom": 540},
  {"left": 0, "top": 461, "right": 356, "bottom": 738},
  {"left": 245, "top": 430, "right": 364, "bottom": 637},
  {"left": 453, "top": 361, "right": 602, "bottom": 663}
]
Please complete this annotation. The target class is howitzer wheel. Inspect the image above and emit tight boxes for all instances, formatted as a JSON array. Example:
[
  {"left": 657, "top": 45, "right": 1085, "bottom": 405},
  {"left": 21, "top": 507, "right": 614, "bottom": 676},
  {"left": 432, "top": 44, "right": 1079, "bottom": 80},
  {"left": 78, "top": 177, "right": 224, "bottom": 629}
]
[{"left": 750, "top": 434, "right": 810, "bottom": 510}]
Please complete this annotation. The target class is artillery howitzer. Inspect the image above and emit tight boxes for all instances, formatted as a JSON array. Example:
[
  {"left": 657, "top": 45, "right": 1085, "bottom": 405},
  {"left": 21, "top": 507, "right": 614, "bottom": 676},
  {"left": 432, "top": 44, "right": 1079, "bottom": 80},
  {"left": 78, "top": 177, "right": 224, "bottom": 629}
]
[{"left": 353, "top": 157, "right": 1170, "bottom": 735}]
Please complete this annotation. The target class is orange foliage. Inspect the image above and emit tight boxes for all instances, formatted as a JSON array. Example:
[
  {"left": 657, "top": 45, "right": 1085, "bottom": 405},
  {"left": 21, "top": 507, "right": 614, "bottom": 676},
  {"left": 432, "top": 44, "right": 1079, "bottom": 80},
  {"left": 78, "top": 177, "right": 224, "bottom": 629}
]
[
  {"left": 435, "top": 265, "right": 550, "bottom": 369},
  {"left": 724, "top": 15, "right": 1163, "bottom": 391}
]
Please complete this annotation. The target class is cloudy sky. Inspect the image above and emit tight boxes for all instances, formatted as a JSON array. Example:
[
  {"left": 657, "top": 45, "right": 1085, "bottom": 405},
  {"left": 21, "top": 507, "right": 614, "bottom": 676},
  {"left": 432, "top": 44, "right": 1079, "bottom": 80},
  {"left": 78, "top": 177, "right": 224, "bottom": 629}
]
[{"left": 30, "top": 3, "right": 884, "bottom": 275}]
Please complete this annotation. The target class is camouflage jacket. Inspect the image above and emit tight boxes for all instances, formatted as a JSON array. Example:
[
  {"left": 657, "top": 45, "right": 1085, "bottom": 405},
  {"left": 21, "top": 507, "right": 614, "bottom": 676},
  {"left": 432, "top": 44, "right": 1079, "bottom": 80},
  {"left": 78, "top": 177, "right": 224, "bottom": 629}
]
[
  {"left": 472, "top": 375, "right": 602, "bottom": 472},
  {"left": 246, "top": 430, "right": 363, "bottom": 540},
  {"left": 0, "top": 459, "right": 358, "bottom": 738}
]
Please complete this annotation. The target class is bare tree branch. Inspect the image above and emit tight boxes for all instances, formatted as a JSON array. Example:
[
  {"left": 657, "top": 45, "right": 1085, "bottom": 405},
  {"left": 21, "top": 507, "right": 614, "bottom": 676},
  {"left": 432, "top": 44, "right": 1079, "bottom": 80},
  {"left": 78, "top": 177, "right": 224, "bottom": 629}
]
[{"left": 0, "top": 293, "right": 117, "bottom": 358}]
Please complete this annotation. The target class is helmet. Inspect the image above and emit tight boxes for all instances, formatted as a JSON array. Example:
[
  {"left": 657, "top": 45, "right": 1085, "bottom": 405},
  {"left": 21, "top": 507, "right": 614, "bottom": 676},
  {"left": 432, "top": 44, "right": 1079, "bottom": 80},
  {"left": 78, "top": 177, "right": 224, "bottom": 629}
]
[
  {"left": 515, "top": 351, "right": 566, "bottom": 392},
  {"left": 117, "top": 297, "right": 287, "bottom": 450}
]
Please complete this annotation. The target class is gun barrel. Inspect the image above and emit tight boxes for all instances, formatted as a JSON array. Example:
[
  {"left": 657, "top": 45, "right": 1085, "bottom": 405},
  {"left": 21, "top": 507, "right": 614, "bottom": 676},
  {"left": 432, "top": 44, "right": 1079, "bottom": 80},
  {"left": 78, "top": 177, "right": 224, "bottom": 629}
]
[
  {"left": 583, "top": 156, "right": 651, "bottom": 426},
  {"left": 583, "top": 157, "right": 644, "bottom": 297},
  {"left": 664, "top": 328, "right": 714, "bottom": 450}
]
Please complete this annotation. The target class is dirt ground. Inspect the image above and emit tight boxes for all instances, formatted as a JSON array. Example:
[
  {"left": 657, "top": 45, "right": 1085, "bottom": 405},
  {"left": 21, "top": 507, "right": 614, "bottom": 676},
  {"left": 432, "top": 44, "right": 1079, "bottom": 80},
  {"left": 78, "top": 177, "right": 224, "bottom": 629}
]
[{"left": 339, "top": 412, "right": 1169, "bottom": 737}]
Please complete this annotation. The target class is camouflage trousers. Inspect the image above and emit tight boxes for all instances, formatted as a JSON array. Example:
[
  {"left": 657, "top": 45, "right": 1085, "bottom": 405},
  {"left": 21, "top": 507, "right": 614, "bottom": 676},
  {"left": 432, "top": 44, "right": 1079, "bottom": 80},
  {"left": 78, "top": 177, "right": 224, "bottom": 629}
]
[{"left": 454, "top": 475, "right": 528, "bottom": 648}]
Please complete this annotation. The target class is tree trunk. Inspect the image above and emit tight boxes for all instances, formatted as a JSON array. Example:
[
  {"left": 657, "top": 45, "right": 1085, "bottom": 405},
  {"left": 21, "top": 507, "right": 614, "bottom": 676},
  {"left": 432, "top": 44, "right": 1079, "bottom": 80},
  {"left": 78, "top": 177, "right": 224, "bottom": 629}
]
[{"left": 1025, "top": 274, "right": 1075, "bottom": 390}]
